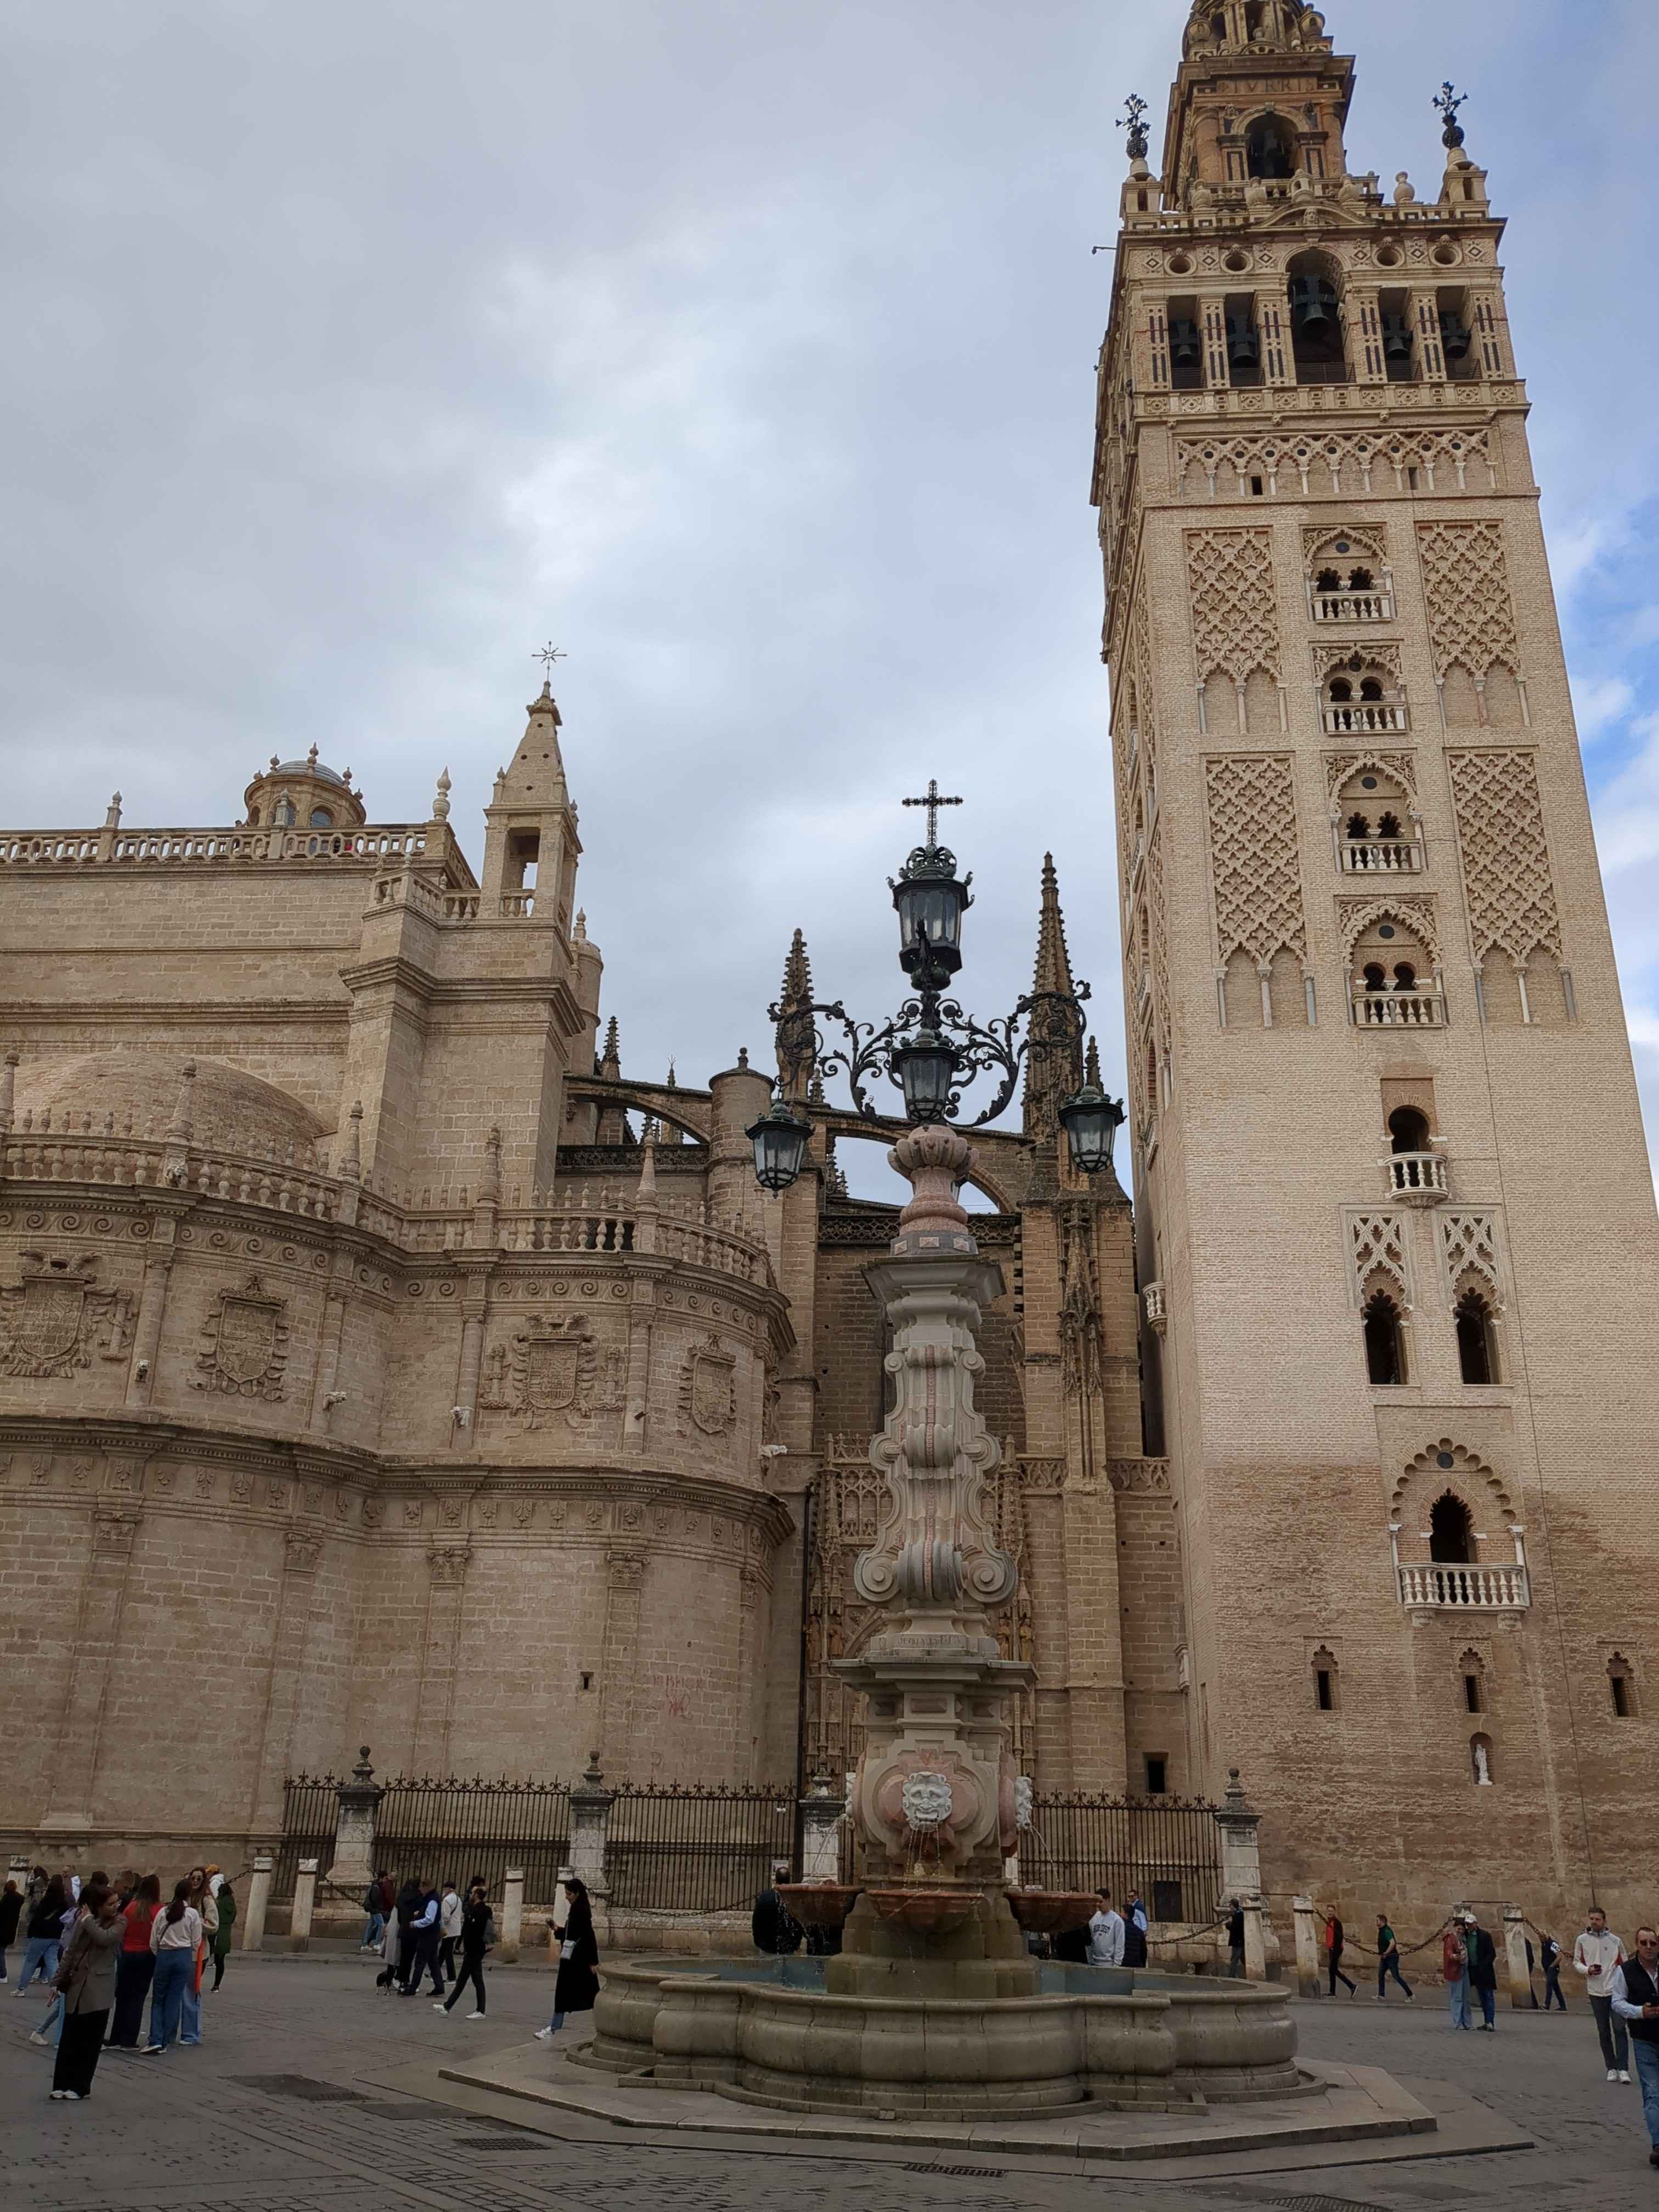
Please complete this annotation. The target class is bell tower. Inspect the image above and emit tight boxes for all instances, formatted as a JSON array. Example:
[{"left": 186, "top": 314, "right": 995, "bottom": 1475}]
[{"left": 1092, "top": 2, "right": 1659, "bottom": 1924}]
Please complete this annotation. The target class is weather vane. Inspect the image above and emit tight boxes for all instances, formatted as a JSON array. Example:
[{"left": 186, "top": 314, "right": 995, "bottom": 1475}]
[
  {"left": 1433, "top": 82, "right": 1466, "bottom": 150},
  {"left": 901, "top": 778, "right": 963, "bottom": 850},
  {"left": 1118, "top": 93, "right": 1149, "bottom": 163},
  {"left": 534, "top": 641, "right": 567, "bottom": 681}
]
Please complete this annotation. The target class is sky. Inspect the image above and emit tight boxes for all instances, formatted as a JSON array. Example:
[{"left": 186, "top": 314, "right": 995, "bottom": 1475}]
[{"left": 3, "top": 0, "right": 1656, "bottom": 1206}]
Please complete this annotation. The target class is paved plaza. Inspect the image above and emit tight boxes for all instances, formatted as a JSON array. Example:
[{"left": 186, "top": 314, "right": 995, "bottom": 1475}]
[{"left": 4, "top": 1955, "right": 1656, "bottom": 2212}]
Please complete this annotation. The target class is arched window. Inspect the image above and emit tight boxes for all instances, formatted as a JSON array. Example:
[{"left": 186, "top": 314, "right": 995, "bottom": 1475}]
[
  {"left": 1460, "top": 1650, "right": 1486, "bottom": 1713},
  {"left": 309, "top": 806, "right": 334, "bottom": 828},
  {"left": 1246, "top": 112, "right": 1297, "bottom": 179},
  {"left": 1430, "top": 1491, "right": 1474, "bottom": 1564},
  {"left": 1312, "top": 1646, "right": 1340, "bottom": 1711},
  {"left": 1348, "top": 567, "right": 1374, "bottom": 592},
  {"left": 1362, "top": 962, "right": 1386, "bottom": 994},
  {"left": 1316, "top": 566, "right": 1342, "bottom": 592},
  {"left": 1363, "top": 1291, "right": 1406, "bottom": 1385},
  {"left": 1455, "top": 1291, "right": 1499, "bottom": 1385},
  {"left": 1287, "top": 250, "right": 1345, "bottom": 382},
  {"left": 1388, "top": 1106, "right": 1430, "bottom": 1154},
  {"left": 1359, "top": 677, "right": 1383, "bottom": 703},
  {"left": 1346, "top": 812, "right": 1370, "bottom": 840},
  {"left": 1392, "top": 962, "right": 1417, "bottom": 991},
  {"left": 1609, "top": 1654, "right": 1638, "bottom": 1719},
  {"left": 1329, "top": 678, "right": 1353, "bottom": 703},
  {"left": 1376, "top": 810, "right": 1402, "bottom": 839}
]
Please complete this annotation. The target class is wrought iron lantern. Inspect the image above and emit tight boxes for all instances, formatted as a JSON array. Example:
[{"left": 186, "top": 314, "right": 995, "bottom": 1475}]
[
  {"left": 891, "top": 1024, "right": 960, "bottom": 1124},
  {"left": 1057, "top": 1079, "right": 1125, "bottom": 1177},
  {"left": 891, "top": 844, "right": 970, "bottom": 981},
  {"left": 746, "top": 1095, "right": 811, "bottom": 1193}
]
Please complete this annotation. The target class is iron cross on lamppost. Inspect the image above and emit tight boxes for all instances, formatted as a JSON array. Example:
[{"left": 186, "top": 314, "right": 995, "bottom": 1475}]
[{"left": 901, "top": 778, "right": 962, "bottom": 850}]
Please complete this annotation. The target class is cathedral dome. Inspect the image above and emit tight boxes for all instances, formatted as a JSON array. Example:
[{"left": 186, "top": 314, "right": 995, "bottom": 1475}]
[
  {"left": 271, "top": 758, "right": 348, "bottom": 788},
  {"left": 12, "top": 1053, "right": 329, "bottom": 1162},
  {"left": 242, "top": 745, "right": 367, "bottom": 831}
]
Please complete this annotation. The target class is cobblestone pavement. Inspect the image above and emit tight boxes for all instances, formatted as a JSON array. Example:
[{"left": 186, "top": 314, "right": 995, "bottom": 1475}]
[{"left": 3, "top": 1958, "right": 1656, "bottom": 2211}]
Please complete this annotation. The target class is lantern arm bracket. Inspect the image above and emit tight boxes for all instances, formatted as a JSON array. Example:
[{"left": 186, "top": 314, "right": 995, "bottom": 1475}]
[{"left": 769, "top": 996, "right": 916, "bottom": 1121}]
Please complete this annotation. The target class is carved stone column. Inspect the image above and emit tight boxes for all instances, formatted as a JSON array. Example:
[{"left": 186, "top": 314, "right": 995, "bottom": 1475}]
[
  {"left": 125, "top": 1230, "right": 178, "bottom": 1405},
  {"left": 567, "top": 1753, "right": 614, "bottom": 1945},
  {"left": 411, "top": 1543, "right": 473, "bottom": 1772},
  {"left": 597, "top": 1548, "right": 645, "bottom": 1776},
  {"left": 248, "top": 1526, "right": 324, "bottom": 1833},
  {"left": 41, "top": 1495, "right": 145, "bottom": 1839},
  {"left": 327, "top": 1747, "right": 383, "bottom": 1895}
]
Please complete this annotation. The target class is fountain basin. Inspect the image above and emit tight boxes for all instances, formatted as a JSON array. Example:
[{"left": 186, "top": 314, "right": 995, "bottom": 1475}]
[
  {"left": 864, "top": 1886, "right": 981, "bottom": 1937},
  {"left": 580, "top": 1955, "right": 1306, "bottom": 2117},
  {"left": 1005, "top": 1888, "right": 1098, "bottom": 1936},
  {"left": 775, "top": 1883, "right": 861, "bottom": 1929}
]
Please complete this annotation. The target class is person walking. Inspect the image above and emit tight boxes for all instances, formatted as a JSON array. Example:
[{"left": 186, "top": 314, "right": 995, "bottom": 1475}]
[
  {"left": 1541, "top": 1932, "right": 1567, "bottom": 2012},
  {"left": 1443, "top": 1914, "right": 1471, "bottom": 2030},
  {"left": 15, "top": 1875, "right": 67, "bottom": 1996},
  {"left": 437, "top": 1879, "right": 462, "bottom": 1986},
  {"left": 361, "top": 1871, "right": 389, "bottom": 1953},
  {"left": 437, "top": 1879, "right": 492, "bottom": 2021},
  {"left": 48, "top": 1881, "right": 122, "bottom": 2102},
  {"left": 109, "top": 1875, "right": 161, "bottom": 2048},
  {"left": 1375, "top": 1914, "right": 1413, "bottom": 2000},
  {"left": 406, "top": 1882, "right": 442, "bottom": 1997},
  {"left": 1467, "top": 1912, "right": 1498, "bottom": 2030},
  {"left": 1088, "top": 1889, "right": 1126, "bottom": 1968},
  {"left": 382, "top": 1877, "right": 421, "bottom": 1993},
  {"left": 751, "top": 1863, "right": 804, "bottom": 1956},
  {"left": 1574, "top": 1905, "right": 1631, "bottom": 2081},
  {"left": 1326, "top": 1910, "right": 1357, "bottom": 1997},
  {"left": 1122, "top": 1892, "right": 1149, "bottom": 1970},
  {"left": 1610, "top": 1924, "right": 1659, "bottom": 2168},
  {"left": 0, "top": 1877, "right": 23, "bottom": 1985},
  {"left": 179, "top": 1867, "right": 217, "bottom": 2044},
  {"left": 1226, "top": 1898, "right": 1246, "bottom": 1979},
  {"left": 210, "top": 1878, "right": 236, "bottom": 1992},
  {"left": 143, "top": 1881, "right": 204, "bottom": 2055},
  {"left": 535, "top": 1874, "right": 600, "bottom": 2040}
]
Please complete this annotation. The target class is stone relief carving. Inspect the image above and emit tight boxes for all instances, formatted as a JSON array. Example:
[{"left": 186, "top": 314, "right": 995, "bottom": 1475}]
[
  {"left": 1186, "top": 528, "right": 1280, "bottom": 685},
  {"left": 1178, "top": 427, "right": 1494, "bottom": 502},
  {"left": 1417, "top": 522, "right": 1521, "bottom": 681},
  {"left": 678, "top": 1332, "right": 738, "bottom": 1436},
  {"left": 0, "top": 1252, "right": 133, "bottom": 1380},
  {"left": 1440, "top": 1210, "right": 1504, "bottom": 1311},
  {"left": 1446, "top": 749, "right": 1562, "bottom": 967},
  {"left": 1347, "top": 1211, "right": 1410, "bottom": 1308},
  {"left": 481, "top": 1313, "right": 598, "bottom": 1431},
  {"left": 1206, "top": 753, "right": 1307, "bottom": 967},
  {"left": 194, "top": 1274, "right": 290, "bottom": 1400}
]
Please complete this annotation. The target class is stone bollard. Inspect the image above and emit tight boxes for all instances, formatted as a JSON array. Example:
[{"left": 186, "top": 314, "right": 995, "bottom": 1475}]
[
  {"left": 798, "top": 1770, "right": 846, "bottom": 1883},
  {"left": 1292, "top": 1895, "right": 1322, "bottom": 1997},
  {"left": 241, "top": 1853, "right": 273, "bottom": 1951},
  {"left": 290, "top": 1858, "right": 318, "bottom": 1951},
  {"left": 501, "top": 1868, "right": 524, "bottom": 1963},
  {"left": 1503, "top": 1903, "right": 1532, "bottom": 2010},
  {"left": 1242, "top": 1899, "right": 1268, "bottom": 1983}
]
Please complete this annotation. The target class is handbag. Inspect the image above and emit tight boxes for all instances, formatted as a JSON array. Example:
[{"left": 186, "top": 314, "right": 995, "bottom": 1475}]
[{"left": 560, "top": 1939, "right": 575, "bottom": 1960}]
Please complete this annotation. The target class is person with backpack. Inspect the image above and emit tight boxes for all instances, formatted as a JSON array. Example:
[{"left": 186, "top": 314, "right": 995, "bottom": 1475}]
[
  {"left": 16, "top": 1874, "right": 68, "bottom": 1996},
  {"left": 536, "top": 1874, "right": 599, "bottom": 2040},
  {"left": 437, "top": 1879, "right": 492, "bottom": 2019},
  {"left": 1443, "top": 1914, "right": 1471, "bottom": 2029}
]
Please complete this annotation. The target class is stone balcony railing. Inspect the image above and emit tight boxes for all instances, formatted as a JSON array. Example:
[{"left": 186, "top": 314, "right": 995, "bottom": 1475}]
[
  {"left": 1396, "top": 1562, "right": 1530, "bottom": 1610},
  {"left": 1323, "top": 703, "right": 1408, "bottom": 736},
  {"left": 1384, "top": 1150, "right": 1447, "bottom": 1201},
  {"left": 0, "top": 824, "right": 433, "bottom": 868},
  {"left": 1340, "top": 838, "right": 1420, "bottom": 874},
  {"left": 1310, "top": 589, "right": 1393, "bottom": 623},
  {"left": 1142, "top": 1280, "right": 1167, "bottom": 1334},
  {"left": 1352, "top": 988, "right": 1444, "bottom": 1029}
]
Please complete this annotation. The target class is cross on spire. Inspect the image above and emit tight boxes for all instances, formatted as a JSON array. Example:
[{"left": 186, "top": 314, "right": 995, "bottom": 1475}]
[
  {"left": 902, "top": 778, "right": 963, "bottom": 848},
  {"left": 534, "top": 641, "right": 567, "bottom": 681}
]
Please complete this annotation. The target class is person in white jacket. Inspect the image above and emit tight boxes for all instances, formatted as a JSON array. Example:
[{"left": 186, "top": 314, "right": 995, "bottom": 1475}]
[
  {"left": 1573, "top": 1906, "right": 1632, "bottom": 2082},
  {"left": 1088, "top": 1889, "right": 1126, "bottom": 1968},
  {"left": 437, "top": 1880, "right": 463, "bottom": 1988}
]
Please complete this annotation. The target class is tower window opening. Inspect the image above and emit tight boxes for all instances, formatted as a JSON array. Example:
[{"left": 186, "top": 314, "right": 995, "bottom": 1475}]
[
  {"left": 1407, "top": 466, "right": 1420, "bottom": 491},
  {"left": 1315, "top": 1668, "right": 1333, "bottom": 1709},
  {"left": 1380, "top": 296, "right": 1415, "bottom": 381},
  {"left": 1437, "top": 288, "right": 1478, "bottom": 379},
  {"left": 1363, "top": 1290, "right": 1406, "bottom": 1385},
  {"left": 1346, "top": 812, "right": 1370, "bottom": 840},
  {"left": 1316, "top": 567, "right": 1342, "bottom": 592},
  {"left": 1224, "top": 294, "right": 1261, "bottom": 387},
  {"left": 1144, "top": 1754, "right": 1168, "bottom": 1795},
  {"left": 1348, "top": 567, "right": 1375, "bottom": 592},
  {"left": 1329, "top": 679, "right": 1352, "bottom": 704},
  {"left": 1245, "top": 112, "right": 1297, "bottom": 180},
  {"left": 1167, "top": 297, "right": 1203, "bottom": 390},
  {"left": 1249, "top": 474, "right": 1265, "bottom": 496},
  {"left": 1388, "top": 1106, "right": 1431, "bottom": 1154},
  {"left": 1464, "top": 1670, "right": 1483, "bottom": 1713},
  {"left": 1376, "top": 810, "right": 1402, "bottom": 840},
  {"left": 1429, "top": 1491, "right": 1475, "bottom": 1564},
  {"left": 1455, "top": 1289, "right": 1499, "bottom": 1385},
  {"left": 1359, "top": 677, "right": 1383, "bottom": 703},
  {"left": 1391, "top": 962, "right": 1417, "bottom": 991},
  {"left": 1288, "top": 251, "right": 1347, "bottom": 383},
  {"left": 1609, "top": 1656, "right": 1636, "bottom": 1718},
  {"left": 1362, "top": 963, "right": 1386, "bottom": 994}
]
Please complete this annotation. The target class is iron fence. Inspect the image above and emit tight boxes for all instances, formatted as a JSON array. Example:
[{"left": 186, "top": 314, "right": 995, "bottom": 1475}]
[
  {"left": 606, "top": 1782, "right": 795, "bottom": 1913},
  {"left": 273, "top": 1775, "right": 341, "bottom": 1901},
  {"left": 373, "top": 1777, "right": 573, "bottom": 1905},
  {"left": 1023, "top": 1793, "right": 1221, "bottom": 1925}
]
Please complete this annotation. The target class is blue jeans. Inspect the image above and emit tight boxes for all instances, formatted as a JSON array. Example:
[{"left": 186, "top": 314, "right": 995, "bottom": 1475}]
[
  {"left": 362, "top": 1912, "right": 385, "bottom": 1947},
  {"left": 1633, "top": 2038, "right": 1659, "bottom": 2151},
  {"left": 1475, "top": 1981, "right": 1496, "bottom": 2027},
  {"left": 1447, "top": 1971, "right": 1471, "bottom": 2028},
  {"left": 15, "top": 1937, "right": 58, "bottom": 1991},
  {"left": 148, "top": 1947, "right": 191, "bottom": 2049},
  {"left": 1378, "top": 1954, "right": 1412, "bottom": 1997},
  {"left": 181, "top": 1974, "right": 202, "bottom": 2042}
]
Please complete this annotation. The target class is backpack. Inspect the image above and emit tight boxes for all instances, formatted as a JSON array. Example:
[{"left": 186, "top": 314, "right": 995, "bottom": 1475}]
[
  {"left": 482, "top": 1911, "right": 497, "bottom": 1954},
  {"left": 362, "top": 1883, "right": 379, "bottom": 1913}
]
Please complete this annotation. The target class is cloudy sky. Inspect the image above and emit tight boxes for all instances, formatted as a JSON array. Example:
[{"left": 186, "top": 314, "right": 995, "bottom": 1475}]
[{"left": 3, "top": 1, "right": 1655, "bottom": 1203}]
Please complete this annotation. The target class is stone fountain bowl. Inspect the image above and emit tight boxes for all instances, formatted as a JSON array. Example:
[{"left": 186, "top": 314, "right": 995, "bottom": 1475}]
[
  {"left": 775, "top": 1882, "right": 861, "bottom": 1930},
  {"left": 864, "top": 1886, "right": 983, "bottom": 1936},
  {"left": 1006, "top": 1889, "right": 1099, "bottom": 1936}
]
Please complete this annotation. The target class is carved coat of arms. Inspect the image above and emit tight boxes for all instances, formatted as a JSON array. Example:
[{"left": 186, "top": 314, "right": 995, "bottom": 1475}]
[
  {"left": 679, "top": 1332, "right": 737, "bottom": 1437},
  {"left": 0, "top": 1253, "right": 133, "bottom": 1380},
  {"left": 195, "top": 1275, "right": 289, "bottom": 1400},
  {"left": 481, "top": 1314, "right": 599, "bottom": 1432}
]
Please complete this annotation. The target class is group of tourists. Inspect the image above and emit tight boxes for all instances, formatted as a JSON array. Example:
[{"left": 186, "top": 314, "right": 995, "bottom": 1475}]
[
  {"left": 356, "top": 1864, "right": 599, "bottom": 2038},
  {"left": 1, "top": 1861, "right": 236, "bottom": 2101}
]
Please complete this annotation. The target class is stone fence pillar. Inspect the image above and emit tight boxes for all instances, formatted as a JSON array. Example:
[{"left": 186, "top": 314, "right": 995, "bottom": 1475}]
[
  {"left": 8, "top": 1853, "right": 30, "bottom": 1896},
  {"left": 567, "top": 1752, "right": 614, "bottom": 1946},
  {"left": 501, "top": 1868, "right": 524, "bottom": 1962},
  {"left": 1213, "top": 1768, "right": 1266, "bottom": 1980},
  {"left": 1503, "top": 1902, "right": 1531, "bottom": 2010},
  {"left": 327, "top": 1746, "right": 383, "bottom": 1900},
  {"left": 242, "top": 1853, "right": 273, "bottom": 1952},
  {"left": 798, "top": 1770, "right": 845, "bottom": 1883},
  {"left": 290, "top": 1858, "right": 318, "bottom": 1951},
  {"left": 1292, "top": 1894, "right": 1322, "bottom": 1997}
]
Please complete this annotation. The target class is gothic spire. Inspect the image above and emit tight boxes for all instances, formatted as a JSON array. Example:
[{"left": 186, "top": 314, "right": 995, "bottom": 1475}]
[
  {"left": 1023, "top": 855, "right": 1084, "bottom": 1139},
  {"left": 776, "top": 928, "right": 816, "bottom": 1103},
  {"left": 600, "top": 1016, "right": 620, "bottom": 1079},
  {"left": 779, "top": 927, "right": 814, "bottom": 1011}
]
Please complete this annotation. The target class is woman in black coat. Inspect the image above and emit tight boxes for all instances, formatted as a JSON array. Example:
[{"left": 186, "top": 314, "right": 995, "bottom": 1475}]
[{"left": 538, "top": 1876, "right": 599, "bottom": 2038}]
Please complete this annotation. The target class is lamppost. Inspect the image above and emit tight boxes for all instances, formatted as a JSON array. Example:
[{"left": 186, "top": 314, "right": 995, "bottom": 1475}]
[{"left": 746, "top": 783, "right": 1124, "bottom": 1189}]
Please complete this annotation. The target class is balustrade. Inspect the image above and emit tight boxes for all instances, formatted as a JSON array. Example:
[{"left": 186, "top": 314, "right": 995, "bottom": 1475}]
[
  {"left": 1385, "top": 1150, "right": 1447, "bottom": 1198},
  {"left": 1352, "top": 988, "right": 1443, "bottom": 1028},
  {"left": 1396, "top": 1561, "right": 1529, "bottom": 1610},
  {"left": 1323, "top": 703, "right": 1408, "bottom": 735},
  {"left": 1310, "top": 589, "right": 1393, "bottom": 623},
  {"left": 1340, "top": 838, "right": 1420, "bottom": 873}
]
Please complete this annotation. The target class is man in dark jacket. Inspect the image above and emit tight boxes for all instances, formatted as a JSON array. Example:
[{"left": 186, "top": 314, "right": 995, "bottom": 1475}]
[
  {"left": 1123, "top": 1892, "right": 1149, "bottom": 1969},
  {"left": 751, "top": 1864, "right": 803, "bottom": 1956},
  {"left": 1227, "top": 1899, "right": 1246, "bottom": 1978},
  {"left": 1467, "top": 1912, "right": 1499, "bottom": 2030},
  {"left": 0, "top": 1878, "right": 22, "bottom": 1984}
]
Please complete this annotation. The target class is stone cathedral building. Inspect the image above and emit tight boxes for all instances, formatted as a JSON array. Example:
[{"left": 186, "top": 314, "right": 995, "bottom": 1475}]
[{"left": 0, "top": 0, "right": 1654, "bottom": 1934}]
